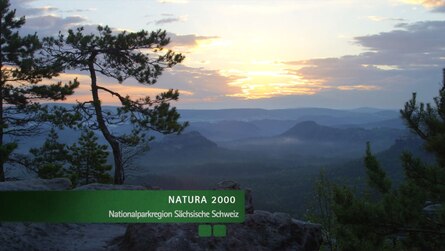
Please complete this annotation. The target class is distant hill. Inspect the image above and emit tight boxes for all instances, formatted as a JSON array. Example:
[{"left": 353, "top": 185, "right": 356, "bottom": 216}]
[
  {"left": 43, "top": 103, "right": 400, "bottom": 125},
  {"left": 151, "top": 131, "right": 218, "bottom": 151},
  {"left": 329, "top": 136, "right": 435, "bottom": 184},
  {"left": 184, "top": 115, "right": 405, "bottom": 143},
  {"left": 186, "top": 119, "right": 301, "bottom": 142},
  {"left": 186, "top": 121, "right": 262, "bottom": 142},
  {"left": 222, "top": 121, "right": 407, "bottom": 160},
  {"left": 178, "top": 108, "right": 402, "bottom": 143},
  {"left": 40, "top": 105, "right": 403, "bottom": 140},
  {"left": 133, "top": 131, "right": 251, "bottom": 168},
  {"left": 282, "top": 121, "right": 348, "bottom": 140},
  {"left": 282, "top": 121, "right": 404, "bottom": 142},
  {"left": 350, "top": 107, "right": 389, "bottom": 113},
  {"left": 250, "top": 119, "right": 298, "bottom": 135},
  {"left": 337, "top": 118, "right": 405, "bottom": 130},
  {"left": 177, "top": 107, "right": 399, "bottom": 123}
]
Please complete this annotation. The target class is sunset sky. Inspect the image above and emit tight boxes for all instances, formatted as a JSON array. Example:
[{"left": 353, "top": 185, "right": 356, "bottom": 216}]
[{"left": 10, "top": 0, "right": 445, "bottom": 109}]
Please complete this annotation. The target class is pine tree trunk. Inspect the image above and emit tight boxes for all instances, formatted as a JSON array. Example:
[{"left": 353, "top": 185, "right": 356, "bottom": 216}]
[{"left": 88, "top": 56, "right": 124, "bottom": 184}]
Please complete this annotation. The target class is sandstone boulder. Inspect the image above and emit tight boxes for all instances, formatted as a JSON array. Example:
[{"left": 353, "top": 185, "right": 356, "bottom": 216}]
[{"left": 112, "top": 210, "right": 322, "bottom": 251}]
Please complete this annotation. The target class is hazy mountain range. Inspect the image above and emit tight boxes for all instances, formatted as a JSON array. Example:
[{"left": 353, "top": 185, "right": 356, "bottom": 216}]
[{"left": 6, "top": 106, "right": 426, "bottom": 217}]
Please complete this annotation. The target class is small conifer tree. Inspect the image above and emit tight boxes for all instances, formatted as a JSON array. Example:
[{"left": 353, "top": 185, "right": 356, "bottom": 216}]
[
  {"left": 29, "top": 128, "right": 69, "bottom": 179},
  {"left": 68, "top": 130, "right": 112, "bottom": 185}
]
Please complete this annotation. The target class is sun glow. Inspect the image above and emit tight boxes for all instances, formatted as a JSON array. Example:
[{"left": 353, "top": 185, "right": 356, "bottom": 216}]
[{"left": 227, "top": 70, "right": 324, "bottom": 99}]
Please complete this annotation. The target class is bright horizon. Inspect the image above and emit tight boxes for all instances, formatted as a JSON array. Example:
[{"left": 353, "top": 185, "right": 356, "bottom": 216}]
[{"left": 10, "top": 0, "right": 445, "bottom": 109}]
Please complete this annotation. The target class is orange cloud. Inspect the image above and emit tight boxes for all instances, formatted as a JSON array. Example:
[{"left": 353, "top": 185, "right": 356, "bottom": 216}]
[
  {"left": 42, "top": 72, "right": 193, "bottom": 105},
  {"left": 227, "top": 83, "right": 323, "bottom": 99},
  {"left": 336, "top": 85, "right": 381, "bottom": 91},
  {"left": 400, "top": 0, "right": 445, "bottom": 8}
]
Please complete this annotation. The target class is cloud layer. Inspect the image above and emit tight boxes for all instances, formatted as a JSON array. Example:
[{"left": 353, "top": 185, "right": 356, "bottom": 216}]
[
  {"left": 8, "top": 0, "right": 235, "bottom": 106},
  {"left": 284, "top": 19, "right": 445, "bottom": 107},
  {"left": 153, "top": 15, "right": 188, "bottom": 25},
  {"left": 401, "top": 0, "right": 445, "bottom": 12},
  {"left": 8, "top": 0, "right": 445, "bottom": 109}
]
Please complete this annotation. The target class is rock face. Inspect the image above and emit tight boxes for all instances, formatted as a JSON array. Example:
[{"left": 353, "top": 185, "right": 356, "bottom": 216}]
[{"left": 112, "top": 210, "right": 322, "bottom": 251}]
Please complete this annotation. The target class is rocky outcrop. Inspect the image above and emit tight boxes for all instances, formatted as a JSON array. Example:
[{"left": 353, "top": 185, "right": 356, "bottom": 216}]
[
  {"left": 0, "top": 178, "right": 72, "bottom": 191},
  {"left": 0, "top": 222, "right": 126, "bottom": 251},
  {"left": 109, "top": 180, "right": 321, "bottom": 251},
  {"left": 111, "top": 210, "right": 322, "bottom": 251},
  {"left": 74, "top": 183, "right": 149, "bottom": 190},
  {"left": 0, "top": 179, "right": 323, "bottom": 251},
  {"left": 215, "top": 180, "right": 254, "bottom": 214},
  {"left": 0, "top": 178, "right": 128, "bottom": 251}
]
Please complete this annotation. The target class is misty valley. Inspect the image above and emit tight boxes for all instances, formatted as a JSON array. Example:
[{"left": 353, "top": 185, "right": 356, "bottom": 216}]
[{"left": 6, "top": 107, "right": 429, "bottom": 217}]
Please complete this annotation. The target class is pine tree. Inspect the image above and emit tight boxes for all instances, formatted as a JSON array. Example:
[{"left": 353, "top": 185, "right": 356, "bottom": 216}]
[
  {"left": 330, "top": 70, "right": 445, "bottom": 250},
  {"left": 0, "top": 0, "right": 78, "bottom": 181},
  {"left": 29, "top": 128, "right": 69, "bottom": 179},
  {"left": 68, "top": 130, "right": 112, "bottom": 186},
  {"left": 44, "top": 26, "right": 188, "bottom": 184},
  {"left": 306, "top": 170, "right": 338, "bottom": 251}
]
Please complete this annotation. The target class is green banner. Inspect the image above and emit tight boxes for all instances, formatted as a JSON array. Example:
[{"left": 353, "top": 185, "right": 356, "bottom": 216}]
[{"left": 0, "top": 190, "right": 245, "bottom": 223}]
